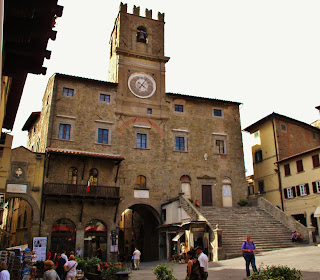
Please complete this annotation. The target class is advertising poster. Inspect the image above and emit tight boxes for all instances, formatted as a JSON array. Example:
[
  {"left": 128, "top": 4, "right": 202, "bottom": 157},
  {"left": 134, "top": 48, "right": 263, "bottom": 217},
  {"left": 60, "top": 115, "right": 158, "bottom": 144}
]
[{"left": 33, "top": 237, "right": 47, "bottom": 261}]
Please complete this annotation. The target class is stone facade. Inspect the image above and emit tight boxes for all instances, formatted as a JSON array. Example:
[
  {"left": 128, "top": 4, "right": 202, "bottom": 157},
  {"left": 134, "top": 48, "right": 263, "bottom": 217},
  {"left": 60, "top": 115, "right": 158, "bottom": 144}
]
[{"left": 21, "top": 3, "right": 247, "bottom": 261}]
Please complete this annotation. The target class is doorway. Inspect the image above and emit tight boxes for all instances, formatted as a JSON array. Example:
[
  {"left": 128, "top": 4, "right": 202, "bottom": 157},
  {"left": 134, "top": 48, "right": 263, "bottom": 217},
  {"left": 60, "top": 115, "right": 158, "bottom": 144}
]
[{"left": 202, "top": 185, "right": 212, "bottom": 206}]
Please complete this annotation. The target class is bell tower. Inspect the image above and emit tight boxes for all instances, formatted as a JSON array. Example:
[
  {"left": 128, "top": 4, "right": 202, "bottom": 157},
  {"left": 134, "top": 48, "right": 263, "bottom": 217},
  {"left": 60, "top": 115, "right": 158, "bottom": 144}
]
[{"left": 108, "top": 3, "right": 170, "bottom": 118}]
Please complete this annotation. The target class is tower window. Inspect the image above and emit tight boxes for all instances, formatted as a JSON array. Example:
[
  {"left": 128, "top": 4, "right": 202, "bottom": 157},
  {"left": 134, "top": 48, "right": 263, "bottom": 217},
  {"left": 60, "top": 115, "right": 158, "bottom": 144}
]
[{"left": 137, "top": 26, "right": 147, "bottom": 43}]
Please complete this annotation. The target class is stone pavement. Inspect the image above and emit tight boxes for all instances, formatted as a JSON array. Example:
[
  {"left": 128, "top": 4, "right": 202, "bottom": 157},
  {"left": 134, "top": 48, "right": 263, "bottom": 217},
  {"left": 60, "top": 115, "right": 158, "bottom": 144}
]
[{"left": 129, "top": 245, "right": 320, "bottom": 280}]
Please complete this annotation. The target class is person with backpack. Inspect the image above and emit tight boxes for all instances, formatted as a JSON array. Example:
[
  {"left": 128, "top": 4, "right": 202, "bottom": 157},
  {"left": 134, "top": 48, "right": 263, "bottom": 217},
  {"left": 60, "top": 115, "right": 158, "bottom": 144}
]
[
  {"left": 185, "top": 250, "right": 201, "bottom": 280},
  {"left": 241, "top": 235, "right": 258, "bottom": 277}
]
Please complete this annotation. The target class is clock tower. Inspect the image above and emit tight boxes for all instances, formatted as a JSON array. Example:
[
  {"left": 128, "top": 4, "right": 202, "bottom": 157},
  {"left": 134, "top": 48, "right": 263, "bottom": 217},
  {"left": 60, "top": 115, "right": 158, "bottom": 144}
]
[{"left": 108, "top": 3, "right": 170, "bottom": 118}]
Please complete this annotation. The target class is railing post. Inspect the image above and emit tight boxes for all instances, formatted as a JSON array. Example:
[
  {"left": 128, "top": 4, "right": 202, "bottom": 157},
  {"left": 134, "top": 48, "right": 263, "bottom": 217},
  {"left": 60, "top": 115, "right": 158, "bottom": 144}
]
[
  {"left": 213, "top": 226, "right": 225, "bottom": 261},
  {"left": 307, "top": 226, "right": 316, "bottom": 244}
]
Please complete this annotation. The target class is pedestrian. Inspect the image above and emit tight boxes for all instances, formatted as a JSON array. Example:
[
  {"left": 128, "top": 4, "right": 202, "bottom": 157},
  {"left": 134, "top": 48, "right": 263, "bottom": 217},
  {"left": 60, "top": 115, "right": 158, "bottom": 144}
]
[
  {"left": 76, "top": 247, "right": 82, "bottom": 258},
  {"left": 46, "top": 250, "right": 52, "bottom": 260},
  {"left": 61, "top": 250, "right": 68, "bottom": 263},
  {"left": 195, "top": 246, "right": 208, "bottom": 280},
  {"left": 241, "top": 235, "right": 258, "bottom": 277},
  {"left": 0, "top": 261, "right": 10, "bottom": 280},
  {"left": 55, "top": 253, "right": 66, "bottom": 280},
  {"left": 133, "top": 248, "right": 141, "bottom": 270},
  {"left": 64, "top": 255, "right": 77, "bottom": 280},
  {"left": 186, "top": 250, "right": 201, "bottom": 280},
  {"left": 44, "top": 260, "right": 60, "bottom": 280}
]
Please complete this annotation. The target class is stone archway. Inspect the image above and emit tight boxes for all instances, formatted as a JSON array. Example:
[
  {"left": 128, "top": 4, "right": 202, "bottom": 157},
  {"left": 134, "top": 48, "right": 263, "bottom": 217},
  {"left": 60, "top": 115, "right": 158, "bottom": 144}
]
[
  {"left": 118, "top": 203, "right": 160, "bottom": 262},
  {"left": 5, "top": 193, "right": 40, "bottom": 248}
]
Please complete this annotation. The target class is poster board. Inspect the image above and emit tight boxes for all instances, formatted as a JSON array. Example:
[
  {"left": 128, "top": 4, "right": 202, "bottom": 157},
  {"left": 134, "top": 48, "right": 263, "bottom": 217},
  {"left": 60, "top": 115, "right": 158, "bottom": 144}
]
[{"left": 33, "top": 237, "right": 47, "bottom": 261}]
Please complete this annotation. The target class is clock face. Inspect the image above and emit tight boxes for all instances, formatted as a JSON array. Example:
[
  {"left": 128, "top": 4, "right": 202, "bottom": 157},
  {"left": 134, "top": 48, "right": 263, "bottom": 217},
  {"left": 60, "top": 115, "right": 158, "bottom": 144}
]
[{"left": 128, "top": 73, "right": 156, "bottom": 98}]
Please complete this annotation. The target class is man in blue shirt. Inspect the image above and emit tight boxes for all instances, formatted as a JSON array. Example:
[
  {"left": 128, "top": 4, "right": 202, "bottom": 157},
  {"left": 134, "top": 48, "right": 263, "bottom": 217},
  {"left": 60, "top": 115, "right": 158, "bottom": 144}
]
[{"left": 241, "top": 235, "right": 258, "bottom": 277}]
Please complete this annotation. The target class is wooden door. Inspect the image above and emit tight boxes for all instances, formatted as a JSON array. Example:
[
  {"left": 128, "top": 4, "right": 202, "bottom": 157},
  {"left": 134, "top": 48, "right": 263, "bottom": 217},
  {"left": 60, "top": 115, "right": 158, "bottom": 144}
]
[{"left": 202, "top": 185, "right": 212, "bottom": 206}]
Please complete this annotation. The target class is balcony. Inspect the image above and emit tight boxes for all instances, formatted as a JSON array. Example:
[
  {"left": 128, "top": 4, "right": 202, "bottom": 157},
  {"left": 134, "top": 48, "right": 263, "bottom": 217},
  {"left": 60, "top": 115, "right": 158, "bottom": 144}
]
[{"left": 43, "top": 183, "right": 120, "bottom": 200}]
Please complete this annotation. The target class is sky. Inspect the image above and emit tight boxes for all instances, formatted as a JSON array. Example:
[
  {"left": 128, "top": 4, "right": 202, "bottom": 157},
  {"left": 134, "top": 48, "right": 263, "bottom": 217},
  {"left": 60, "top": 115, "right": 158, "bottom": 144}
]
[{"left": 9, "top": 0, "right": 320, "bottom": 176}]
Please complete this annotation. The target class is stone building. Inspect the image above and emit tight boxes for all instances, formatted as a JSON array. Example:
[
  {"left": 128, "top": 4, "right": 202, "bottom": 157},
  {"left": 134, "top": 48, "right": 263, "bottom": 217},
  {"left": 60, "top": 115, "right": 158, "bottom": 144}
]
[
  {"left": 244, "top": 112, "right": 320, "bottom": 210},
  {"left": 21, "top": 3, "right": 247, "bottom": 261}
]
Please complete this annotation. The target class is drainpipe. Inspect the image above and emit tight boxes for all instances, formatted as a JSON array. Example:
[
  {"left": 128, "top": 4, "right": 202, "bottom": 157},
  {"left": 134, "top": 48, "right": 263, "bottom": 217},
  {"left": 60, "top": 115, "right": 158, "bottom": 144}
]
[{"left": 271, "top": 116, "right": 284, "bottom": 211}]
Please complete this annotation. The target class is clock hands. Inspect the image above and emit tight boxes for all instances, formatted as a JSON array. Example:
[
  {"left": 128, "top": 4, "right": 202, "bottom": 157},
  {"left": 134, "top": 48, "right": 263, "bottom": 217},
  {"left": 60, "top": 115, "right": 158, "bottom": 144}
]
[{"left": 137, "top": 79, "right": 147, "bottom": 89}]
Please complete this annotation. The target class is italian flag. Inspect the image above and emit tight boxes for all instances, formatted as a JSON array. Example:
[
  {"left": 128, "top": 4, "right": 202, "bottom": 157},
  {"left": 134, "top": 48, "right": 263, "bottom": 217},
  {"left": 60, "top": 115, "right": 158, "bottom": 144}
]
[{"left": 87, "top": 179, "right": 90, "bottom": 193}]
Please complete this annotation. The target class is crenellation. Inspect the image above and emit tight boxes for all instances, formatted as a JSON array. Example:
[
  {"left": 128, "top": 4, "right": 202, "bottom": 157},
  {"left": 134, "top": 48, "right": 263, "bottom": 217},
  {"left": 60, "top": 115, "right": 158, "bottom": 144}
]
[
  {"left": 133, "top": 5, "right": 140, "bottom": 16},
  {"left": 145, "top": 8, "right": 152, "bottom": 19},
  {"left": 119, "top": 2, "right": 127, "bottom": 13},
  {"left": 158, "top": 12, "right": 165, "bottom": 22}
]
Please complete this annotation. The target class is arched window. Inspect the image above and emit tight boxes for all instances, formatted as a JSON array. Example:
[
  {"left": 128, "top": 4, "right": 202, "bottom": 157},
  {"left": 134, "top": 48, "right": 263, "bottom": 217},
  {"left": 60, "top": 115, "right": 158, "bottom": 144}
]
[
  {"left": 136, "top": 175, "right": 146, "bottom": 189},
  {"left": 89, "top": 168, "right": 98, "bottom": 186},
  {"left": 51, "top": 218, "right": 76, "bottom": 255},
  {"left": 136, "top": 26, "right": 147, "bottom": 43},
  {"left": 68, "top": 167, "right": 78, "bottom": 184},
  {"left": 180, "top": 175, "right": 191, "bottom": 199},
  {"left": 84, "top": 220, "right": 107, "bottom": 259}
]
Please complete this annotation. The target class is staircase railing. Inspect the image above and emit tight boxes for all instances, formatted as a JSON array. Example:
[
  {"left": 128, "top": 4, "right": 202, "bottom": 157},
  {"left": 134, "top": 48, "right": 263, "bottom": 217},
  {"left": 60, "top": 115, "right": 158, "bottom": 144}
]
[
  {"left": 179, "top": 194, "right": 225, "bottom": 261},
  {"left": 257, "top": 196, "right": 310, "bottom": 242}
]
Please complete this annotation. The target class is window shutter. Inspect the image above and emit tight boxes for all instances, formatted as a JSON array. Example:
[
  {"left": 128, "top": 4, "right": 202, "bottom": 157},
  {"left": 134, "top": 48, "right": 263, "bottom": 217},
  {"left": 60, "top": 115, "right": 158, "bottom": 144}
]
[
  {"left": 312, "top": 182, "right": 317, "bottom": 193},
  {"left": 284, "top": 188, "right": 288, "bottom": 199},
  {"left": 292, "top": 187, "right": 296, "bottom": 197},
  {"left": 305, "top": 183, "right": 310, "bottom": 195},
  {"left": 296, "top": 185, "right": 300, "bottom": 196}
]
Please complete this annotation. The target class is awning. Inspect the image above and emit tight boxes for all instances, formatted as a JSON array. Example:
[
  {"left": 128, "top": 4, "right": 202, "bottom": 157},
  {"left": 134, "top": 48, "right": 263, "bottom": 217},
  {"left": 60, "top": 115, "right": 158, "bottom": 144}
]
[
  {"left": 172, "top": 232, "right": 185, "bottom": 242},
  {"left": 314, "top": 207, "right": 320, "bottom": 217},
  {"left": 6, "top": 244, "right": 28, "bottom": 251}
]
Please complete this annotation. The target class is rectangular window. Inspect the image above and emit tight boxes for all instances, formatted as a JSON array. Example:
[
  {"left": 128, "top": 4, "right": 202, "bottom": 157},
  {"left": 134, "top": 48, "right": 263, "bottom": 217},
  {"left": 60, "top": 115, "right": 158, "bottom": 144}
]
[
  {"left": 296, "top": 159, "right": 304, "bottom": 173},
  {"left": 281, "top": 124, "right": 287, "bottom": 131},
  {"left": 312, "top": 154, "right": 320, "bottom": 168},
  {"left": 258, "top": 180, "right": 265, "bottom": 193},
  {"left": 287, "top": 188, "right": 293, "bottom": 198},
  {"left": 147, "top": 108, "right": 152, "bottom": 114},
  {"left": 255, "top": 150, "right": 263, "bottom": 163},
  {"left": 317, "top": 181, "right": 320, "bottom": 193},
  {"left": 175, "top": 136, "right": 185, "bottom": 151},
  {"left": 63, "top": 87, "right": 74, "bottom": 97},
  {"left": 98, "top": 128, "right": 109, "bottom": 144},
  {"left": 215, "top": 139, "right": 225, "bottom": 154},
  {"left": 58, "top": 124, "right": 71, "bottom": 140},
  {"left": 175, "top": 105, "right": 184, "bottom": 112},
  {"left": 284, "top": 164, "right": 291, "bottom": 176},
  {"left": 299, "top": 184, "right": 307, "bottom": 196},
  {"left": 100, "top": 94, "right": 110, "bottom": 103},
  {"left": 312, "top": 181, "right": 320, "bottom": 193},
  {"left": 136, "top": 133, "right": 147, "bottom": 149},
  {"left": 213, "top": 109, "right": 223, "bottom": 117}
]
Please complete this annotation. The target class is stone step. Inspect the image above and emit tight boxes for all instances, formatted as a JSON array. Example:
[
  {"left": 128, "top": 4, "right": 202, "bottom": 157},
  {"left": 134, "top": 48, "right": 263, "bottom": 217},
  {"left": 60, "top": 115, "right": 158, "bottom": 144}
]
[{"left": 197, "top": 205, "right": 298, "bottom": 259}]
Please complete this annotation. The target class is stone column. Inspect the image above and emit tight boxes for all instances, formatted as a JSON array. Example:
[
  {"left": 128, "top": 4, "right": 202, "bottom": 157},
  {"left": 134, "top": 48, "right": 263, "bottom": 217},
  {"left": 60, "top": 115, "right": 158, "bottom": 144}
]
[
  {"left": 76, "top": 228, "right": 84, "bottom": 255},
  {"left": 307, "top": 226, "right": 316, "bottom": 244},
  {"left": 212, "top": 227, "right": 225, "bottom": 261}
]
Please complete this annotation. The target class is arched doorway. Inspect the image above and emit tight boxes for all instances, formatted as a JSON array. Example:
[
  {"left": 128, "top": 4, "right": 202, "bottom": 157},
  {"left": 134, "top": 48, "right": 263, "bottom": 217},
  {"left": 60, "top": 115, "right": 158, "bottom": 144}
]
[
  {"left": 84, "top": 219, "right": 107, "bottom": 260},
  {"left": 222, "top": 178, "right": 233, "bottom": 207},
  {"left": 118, "top": 204, "right": 160, "bottom": 262},
  {"left": 51, "top": 219, "right": 76, "bottom": 255},
  {"left": 0, "top": 197, "right": 33, "bottom": 249},
  {"left": 180, "top": 175, "right": 191, "bottom": 199}
]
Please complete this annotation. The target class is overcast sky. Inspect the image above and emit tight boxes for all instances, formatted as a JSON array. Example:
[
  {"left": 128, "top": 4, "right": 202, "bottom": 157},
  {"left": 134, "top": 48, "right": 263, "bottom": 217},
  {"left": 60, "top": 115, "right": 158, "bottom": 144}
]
[{"left": 10, "top": 0, "right": 320, "bottom": 175}]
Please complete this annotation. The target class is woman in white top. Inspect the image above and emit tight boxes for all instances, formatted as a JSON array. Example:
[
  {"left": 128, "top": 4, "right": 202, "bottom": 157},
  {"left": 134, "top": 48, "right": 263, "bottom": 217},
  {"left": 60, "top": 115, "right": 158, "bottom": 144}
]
[
  {"left": 64, "top": 255, "right": 78, "bottom": 280},
  {"left": 0, "top": 261, "right": 10, "bottom": 280}
]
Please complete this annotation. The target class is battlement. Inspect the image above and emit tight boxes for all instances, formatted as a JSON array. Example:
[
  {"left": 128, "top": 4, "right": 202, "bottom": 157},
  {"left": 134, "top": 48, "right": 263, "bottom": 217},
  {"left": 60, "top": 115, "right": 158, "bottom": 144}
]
[{"left": 119, "top": 2, "right": 165, "bottom": 22}]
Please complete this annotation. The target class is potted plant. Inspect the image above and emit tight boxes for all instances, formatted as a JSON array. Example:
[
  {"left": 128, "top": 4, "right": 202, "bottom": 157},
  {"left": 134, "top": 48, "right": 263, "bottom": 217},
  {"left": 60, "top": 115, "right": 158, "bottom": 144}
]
[
  {"left": 152, "top": 263, "right": 177, "bottom": 280},
  {"left": 238, "top": 198, "right": 248, "bottom": 207}
]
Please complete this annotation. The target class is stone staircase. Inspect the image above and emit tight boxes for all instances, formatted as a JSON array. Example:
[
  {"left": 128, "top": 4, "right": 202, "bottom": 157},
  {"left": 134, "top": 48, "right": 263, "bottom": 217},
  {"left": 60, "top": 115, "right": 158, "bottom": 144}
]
[{"left": 199, "top": 206, "right": 297, "bottom": 259}]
